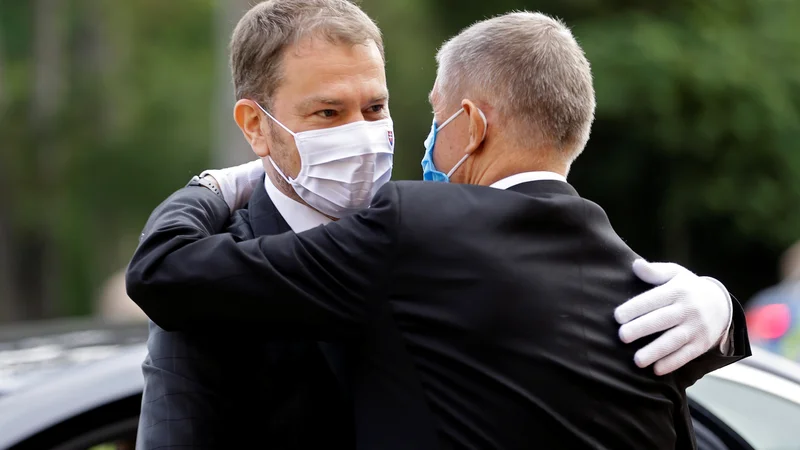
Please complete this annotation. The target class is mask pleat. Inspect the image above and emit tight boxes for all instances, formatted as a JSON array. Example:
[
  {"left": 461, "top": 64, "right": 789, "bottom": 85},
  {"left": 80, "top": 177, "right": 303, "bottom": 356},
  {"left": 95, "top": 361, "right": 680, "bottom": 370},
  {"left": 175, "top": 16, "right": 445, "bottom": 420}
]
[{"left": 283, "top": 117, "right": 395, "bottom": 217}]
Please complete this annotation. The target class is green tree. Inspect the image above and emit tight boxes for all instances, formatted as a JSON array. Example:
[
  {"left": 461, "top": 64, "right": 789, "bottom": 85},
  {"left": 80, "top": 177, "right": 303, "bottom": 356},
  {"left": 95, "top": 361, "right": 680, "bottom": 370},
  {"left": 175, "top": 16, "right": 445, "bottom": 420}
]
[{"left": 0, "top": 0, "right": 216, "bottom": 320}]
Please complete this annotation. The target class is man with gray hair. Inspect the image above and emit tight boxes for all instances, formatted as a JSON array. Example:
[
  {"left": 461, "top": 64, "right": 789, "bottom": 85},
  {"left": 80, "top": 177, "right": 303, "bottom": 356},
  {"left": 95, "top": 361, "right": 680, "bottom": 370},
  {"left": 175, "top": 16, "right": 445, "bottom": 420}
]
[{"left": 129, "top": 10, "right": 749, "bottom": 449}]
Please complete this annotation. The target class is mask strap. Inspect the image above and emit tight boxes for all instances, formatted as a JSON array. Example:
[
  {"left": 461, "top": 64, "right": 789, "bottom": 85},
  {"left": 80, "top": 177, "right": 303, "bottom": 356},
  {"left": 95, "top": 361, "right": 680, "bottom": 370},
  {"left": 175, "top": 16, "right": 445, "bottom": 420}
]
[
  {"left": 438, "top": 106, "right": 488, "bottom": 135},
  {"left": 446, "top": 153, "right": 471, "bottom": 178},
  {"left": 437, "top": 108, "right": 464, "bottom": 131},
  {"left": 254, "top": 101, "right": 296, "bottom": 183},
  {"left": 445, "top": 108, "right": 488, "bottom": 178},
  {"left": 254, "top": 102, "right": 297, "bottom": 137},
  {"left": 267, "top": 156, "right": 294, "bottom": 184}
]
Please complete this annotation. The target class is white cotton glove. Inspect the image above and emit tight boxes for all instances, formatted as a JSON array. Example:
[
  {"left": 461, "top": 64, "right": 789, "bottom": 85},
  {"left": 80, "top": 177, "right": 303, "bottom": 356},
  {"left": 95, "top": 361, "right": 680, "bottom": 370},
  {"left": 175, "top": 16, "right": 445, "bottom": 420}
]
[
  {"left": 200, "top": 159, "right": 264, "bottom": 213},
  {"left": 614, "top": 259, "right": 733, "bottom": 376}
]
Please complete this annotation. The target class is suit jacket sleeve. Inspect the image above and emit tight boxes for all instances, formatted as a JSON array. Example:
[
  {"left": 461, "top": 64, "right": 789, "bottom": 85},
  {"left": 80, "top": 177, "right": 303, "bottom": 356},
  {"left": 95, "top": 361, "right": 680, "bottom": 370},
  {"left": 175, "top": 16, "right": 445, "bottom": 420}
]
[
  {"left": 674, "top": 295, "right": 751, "bottom": 388},
  {"left": 126, "top": 182, "right": 400, "bottom": 339}
]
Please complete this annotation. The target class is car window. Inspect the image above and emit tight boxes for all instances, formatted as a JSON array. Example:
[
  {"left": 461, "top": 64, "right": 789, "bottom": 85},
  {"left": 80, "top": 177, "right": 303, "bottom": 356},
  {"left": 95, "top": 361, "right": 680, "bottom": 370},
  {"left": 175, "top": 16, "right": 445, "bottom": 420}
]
[{"left": 689, "top": 375, "right": 800, "bottom": 450}]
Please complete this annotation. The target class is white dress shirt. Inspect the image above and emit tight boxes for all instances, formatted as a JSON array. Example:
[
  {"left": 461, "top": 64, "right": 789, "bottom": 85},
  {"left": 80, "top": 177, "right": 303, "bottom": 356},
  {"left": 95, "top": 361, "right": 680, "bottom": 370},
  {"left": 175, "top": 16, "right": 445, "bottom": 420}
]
[
  {"left": 489, "top": 171, "right": 567, "bottom": 190},
  {"left": 264, "top": 176, "right": 331, "bottom": 232},
  {"left": 262, "top": 171, "right": 566, "bottom": 232}
]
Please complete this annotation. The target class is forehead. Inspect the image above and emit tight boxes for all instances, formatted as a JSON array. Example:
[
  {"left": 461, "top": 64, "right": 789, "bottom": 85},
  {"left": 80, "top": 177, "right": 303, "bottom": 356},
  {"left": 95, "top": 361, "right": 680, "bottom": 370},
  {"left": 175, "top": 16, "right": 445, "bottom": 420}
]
[
  {"left": 428, "top": 79, "right": 448, "bottom": 116},
  {"left": 276, "top": 37, "right": 387, "bottom": 103},
  {"left": 428, "top": 80, "right": 440, "bottom": 105}
]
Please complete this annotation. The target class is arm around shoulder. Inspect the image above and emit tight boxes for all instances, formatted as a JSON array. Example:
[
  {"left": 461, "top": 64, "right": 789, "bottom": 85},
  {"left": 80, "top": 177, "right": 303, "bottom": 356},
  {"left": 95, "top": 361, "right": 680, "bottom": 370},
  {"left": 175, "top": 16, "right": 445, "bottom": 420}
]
[
  {"left": 126, "top": 185, "right": 233, "bottom": 329},
  {"left": 675, "top": 295, "right": 751, "bottom": 387},
  {"left": 126, "top": 182, "right": 402, "bottom": 339}
]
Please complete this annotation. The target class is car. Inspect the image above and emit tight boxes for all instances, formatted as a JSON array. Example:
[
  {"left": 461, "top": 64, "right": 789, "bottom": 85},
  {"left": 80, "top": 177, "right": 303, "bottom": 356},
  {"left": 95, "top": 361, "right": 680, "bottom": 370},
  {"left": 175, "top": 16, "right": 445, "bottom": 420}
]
[
  {"left": 687, "top": 346, "right": 800, "bottom": 450},
  {"left": 0, "top": 319, "right": 797, "bottom": 450},
  {"left": 0, "top": 318, "right": 147, "bottom": 449}
]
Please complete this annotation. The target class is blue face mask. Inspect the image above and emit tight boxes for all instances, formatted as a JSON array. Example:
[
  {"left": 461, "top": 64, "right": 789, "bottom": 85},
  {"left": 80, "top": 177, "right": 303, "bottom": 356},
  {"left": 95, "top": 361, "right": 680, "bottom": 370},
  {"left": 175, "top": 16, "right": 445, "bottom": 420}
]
[{"left": 420, "top": 108, "right": 487, "bottom": 182}]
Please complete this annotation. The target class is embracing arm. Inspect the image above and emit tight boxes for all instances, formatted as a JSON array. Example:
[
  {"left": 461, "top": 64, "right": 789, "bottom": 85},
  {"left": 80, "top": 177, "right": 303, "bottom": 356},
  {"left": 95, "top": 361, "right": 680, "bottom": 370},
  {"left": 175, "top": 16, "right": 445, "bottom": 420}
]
[
  {"left": 126, "top": 183, "right": 400, "bottom": 339},
  {"left": 674, "top": 294, "right": 751, "bottom": 386},
  {"left": 616, "top": 260, "right": 751, "bottom": 385}
]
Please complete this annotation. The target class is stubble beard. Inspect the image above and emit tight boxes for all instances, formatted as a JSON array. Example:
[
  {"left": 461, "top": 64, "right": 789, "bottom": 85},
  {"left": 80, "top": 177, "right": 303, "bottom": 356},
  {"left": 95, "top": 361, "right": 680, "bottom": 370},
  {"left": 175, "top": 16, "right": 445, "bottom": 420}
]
[{"left": 268, "top": 120, "right": 307, "bottom": 205}]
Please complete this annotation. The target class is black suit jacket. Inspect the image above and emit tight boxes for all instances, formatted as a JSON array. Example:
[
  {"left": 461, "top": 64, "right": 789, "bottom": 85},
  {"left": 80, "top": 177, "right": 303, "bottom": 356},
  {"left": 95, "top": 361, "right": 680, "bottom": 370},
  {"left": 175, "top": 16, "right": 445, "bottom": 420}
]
[
  {"left": 128, "top": 180, "right": 750, "bottom": 450},
  {"left": 135, "top": 181, "right": 352, "bottom": 449}
]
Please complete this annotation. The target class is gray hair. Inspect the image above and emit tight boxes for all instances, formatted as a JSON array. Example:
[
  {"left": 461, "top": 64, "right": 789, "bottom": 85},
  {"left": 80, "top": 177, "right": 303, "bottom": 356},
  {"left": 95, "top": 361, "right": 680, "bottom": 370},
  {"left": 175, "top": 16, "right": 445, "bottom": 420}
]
[
  {"left": 435, "top": 12, "right": 595, "bottom": 162},
  {"left": 230, "top": 0, "right": 383, "bottom": 109}
]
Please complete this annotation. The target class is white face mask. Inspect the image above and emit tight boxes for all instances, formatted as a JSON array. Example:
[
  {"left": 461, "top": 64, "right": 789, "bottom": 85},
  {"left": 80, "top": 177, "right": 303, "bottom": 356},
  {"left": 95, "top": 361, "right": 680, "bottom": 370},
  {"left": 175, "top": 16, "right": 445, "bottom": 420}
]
[{"left": 255, "top": 103, "right": 394, "bottom": 218}]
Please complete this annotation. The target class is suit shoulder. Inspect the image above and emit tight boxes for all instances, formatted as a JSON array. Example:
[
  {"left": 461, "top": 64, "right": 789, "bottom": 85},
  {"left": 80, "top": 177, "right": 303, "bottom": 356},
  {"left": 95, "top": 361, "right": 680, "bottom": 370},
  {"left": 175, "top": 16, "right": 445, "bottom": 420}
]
[
  {"left": 384, "top": 181, "right": 491, "bottom": 228},
  {"left": 390, "top": 180, "right": 476, "bottom": 200}
]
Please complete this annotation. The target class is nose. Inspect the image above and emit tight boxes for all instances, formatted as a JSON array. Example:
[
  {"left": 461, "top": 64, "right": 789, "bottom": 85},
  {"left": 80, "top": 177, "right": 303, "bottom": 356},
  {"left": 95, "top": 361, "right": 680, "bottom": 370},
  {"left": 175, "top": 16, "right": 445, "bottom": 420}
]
[{"left": 342, "top": 110, "right": 368, "bottom": 124}]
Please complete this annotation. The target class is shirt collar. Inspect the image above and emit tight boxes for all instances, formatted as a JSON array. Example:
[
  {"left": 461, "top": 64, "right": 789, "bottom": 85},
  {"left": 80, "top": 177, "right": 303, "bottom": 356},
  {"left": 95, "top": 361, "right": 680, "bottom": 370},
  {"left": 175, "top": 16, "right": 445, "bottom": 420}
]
[
  {"left": 489, "top": 171, "right": 567, "bottom": 190},
  {"left": 263, "top": 176, "right": 331, "bottom": 233},
  {"left": 264, "top": 171, "right": 566, "bottom": 228}
]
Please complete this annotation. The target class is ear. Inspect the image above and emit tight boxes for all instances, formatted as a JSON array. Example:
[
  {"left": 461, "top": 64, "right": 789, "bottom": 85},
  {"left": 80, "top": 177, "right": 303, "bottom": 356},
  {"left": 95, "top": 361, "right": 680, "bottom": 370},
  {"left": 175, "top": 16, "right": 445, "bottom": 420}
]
[
  {"left": 461, "top": 99, "right": 488, "bottom": 155},
  {"left": 234, "top": 99, "right": 271, "bottom": 157}
]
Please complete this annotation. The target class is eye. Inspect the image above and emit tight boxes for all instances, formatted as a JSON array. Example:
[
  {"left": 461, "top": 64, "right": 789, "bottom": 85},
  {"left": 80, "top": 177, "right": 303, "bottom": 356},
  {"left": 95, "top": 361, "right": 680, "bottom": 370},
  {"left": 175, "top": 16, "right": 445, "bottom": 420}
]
[
  {"left": 316, "top": 109, "right": 337, "bottom": 118},
  {"left": 368, "top": 104, "right": 385, "bottom": 113}
]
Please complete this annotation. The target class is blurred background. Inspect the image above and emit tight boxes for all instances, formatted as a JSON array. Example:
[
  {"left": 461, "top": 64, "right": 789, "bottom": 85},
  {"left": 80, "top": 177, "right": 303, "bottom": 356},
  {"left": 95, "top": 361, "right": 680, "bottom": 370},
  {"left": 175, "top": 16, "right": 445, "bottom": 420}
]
[
  {"left": 3, "top": 1, "right": 800, "bottom": 448},
  {"left": 1, "top": 0, "right": 800, "bottom": 358}
]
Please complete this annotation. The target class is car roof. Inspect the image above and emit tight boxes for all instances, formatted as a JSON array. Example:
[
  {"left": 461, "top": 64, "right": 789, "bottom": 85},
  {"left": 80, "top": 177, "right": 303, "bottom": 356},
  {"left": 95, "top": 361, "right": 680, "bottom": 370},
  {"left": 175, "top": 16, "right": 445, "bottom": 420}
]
[
  {"left": 737, "top": 345, "right": 800, "bottom": 385},
  {"left": 0, "top": 317, "right": 148, "bottom": 344},
  {"left": 0, "top": 343, "right": 146, "bottom": 448},
  {"left": 2, "top": 321, "right": 798, "bottom": 447},
  {"left": 0, "top": 318, "right": 148, "bottom": 396},
  {"left": 705, "top": 358, "right": 800, "bottom": 405}
]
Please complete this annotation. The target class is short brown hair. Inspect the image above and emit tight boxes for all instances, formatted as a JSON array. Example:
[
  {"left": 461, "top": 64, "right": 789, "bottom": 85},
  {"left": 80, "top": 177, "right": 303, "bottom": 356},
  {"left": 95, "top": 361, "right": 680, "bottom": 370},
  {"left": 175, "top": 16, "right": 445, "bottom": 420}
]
[{"left": 230, "top": 0, "right": 383, "bottom": 109}]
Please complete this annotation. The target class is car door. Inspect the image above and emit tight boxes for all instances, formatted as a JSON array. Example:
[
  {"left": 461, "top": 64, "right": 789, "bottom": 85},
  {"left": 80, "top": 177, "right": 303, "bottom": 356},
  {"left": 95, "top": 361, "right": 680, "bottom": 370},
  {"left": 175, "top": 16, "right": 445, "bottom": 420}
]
[
  {"left": 688, "top": 363, "right": 800, "bottom": 450},
  {"left": 691, "top": 399, "right": 755, "bottom": 450}
]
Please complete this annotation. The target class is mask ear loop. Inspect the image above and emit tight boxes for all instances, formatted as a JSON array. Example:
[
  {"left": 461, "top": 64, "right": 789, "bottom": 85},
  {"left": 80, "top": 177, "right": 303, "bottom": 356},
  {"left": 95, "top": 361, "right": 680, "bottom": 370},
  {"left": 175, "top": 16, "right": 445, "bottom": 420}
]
[
  {"left": 254, "top": 101, "right": 297, "bottom": 184},
  {"left": 254, "top": 102, "right": 297, "bottom": 137},
  {"left": 438, "top": 108, "right": 464, "bottom": 130},
  {"left": 445, "top": 108, "right": 488, "bottom": 178},
  {"left": 478, "top": 109, "right": 488, "bottom": 138}
]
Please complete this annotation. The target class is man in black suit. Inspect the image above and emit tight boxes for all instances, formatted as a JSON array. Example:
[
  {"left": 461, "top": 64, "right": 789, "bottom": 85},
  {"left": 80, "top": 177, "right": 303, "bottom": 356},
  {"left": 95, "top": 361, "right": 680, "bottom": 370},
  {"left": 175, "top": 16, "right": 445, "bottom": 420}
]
[
  {"left": 128, "top": 10, "right": 749, "bottom": 449},
  {"left": 132, "top": 1, "right": 391, "bottom": 447},
  {"left": 135, "top": 174, "right": 354, "bottom": 449}
]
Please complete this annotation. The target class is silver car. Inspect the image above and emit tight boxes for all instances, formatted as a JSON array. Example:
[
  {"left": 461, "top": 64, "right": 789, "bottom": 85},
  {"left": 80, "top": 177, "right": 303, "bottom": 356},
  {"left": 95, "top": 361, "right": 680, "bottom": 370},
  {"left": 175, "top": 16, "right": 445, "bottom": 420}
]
[{"left": 0, "top": 319, "right": 797, "bottom": 450}]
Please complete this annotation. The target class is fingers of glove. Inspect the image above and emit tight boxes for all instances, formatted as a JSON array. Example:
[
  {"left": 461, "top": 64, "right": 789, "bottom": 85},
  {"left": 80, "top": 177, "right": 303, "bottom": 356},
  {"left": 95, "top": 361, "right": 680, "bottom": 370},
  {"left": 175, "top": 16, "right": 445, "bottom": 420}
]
[
  {"left": 633, "top": 325, "right": 694, "bottom": 369},
  {"left": 653, "top": 341, "right": 705, "bottom": 376},
  {"left": 619, "top": 303, "right": 685, "bottom": 344},
  {"left": 632, "top": 259, "right": 685, "bottom": 286},
  {"left": 615, "top": 282, "right": 680, "bottom": 325}
]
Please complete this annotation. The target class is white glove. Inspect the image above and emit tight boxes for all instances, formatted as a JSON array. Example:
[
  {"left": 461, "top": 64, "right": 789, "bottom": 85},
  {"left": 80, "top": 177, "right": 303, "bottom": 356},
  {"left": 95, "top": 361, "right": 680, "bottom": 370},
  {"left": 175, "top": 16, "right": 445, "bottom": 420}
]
[
  {"left": 200, "top": 159, "right": 264, "bottom": 213},
  {"left": 615, "top": 259, "right": 733, "bottom": 376}
]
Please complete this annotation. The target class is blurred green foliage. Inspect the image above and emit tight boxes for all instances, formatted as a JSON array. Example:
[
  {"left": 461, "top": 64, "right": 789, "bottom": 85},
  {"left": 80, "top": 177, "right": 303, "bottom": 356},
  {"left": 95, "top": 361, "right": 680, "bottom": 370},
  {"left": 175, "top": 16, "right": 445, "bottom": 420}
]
[{"left": 1, "top": 0, "right": 799, "bottom": 320}]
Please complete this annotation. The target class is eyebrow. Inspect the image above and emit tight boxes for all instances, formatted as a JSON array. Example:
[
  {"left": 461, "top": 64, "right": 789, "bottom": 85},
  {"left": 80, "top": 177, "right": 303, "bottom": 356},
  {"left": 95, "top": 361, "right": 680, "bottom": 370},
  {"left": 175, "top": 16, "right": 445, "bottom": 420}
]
[
  {"left": 297, "top": 93, "right": 390, "bottom": 111},
  {"left": 298, "top": 97, "right": 345, "bottom": 111},
  {"left": 370, "top": 93, "right": 390, "bottom": 104}
]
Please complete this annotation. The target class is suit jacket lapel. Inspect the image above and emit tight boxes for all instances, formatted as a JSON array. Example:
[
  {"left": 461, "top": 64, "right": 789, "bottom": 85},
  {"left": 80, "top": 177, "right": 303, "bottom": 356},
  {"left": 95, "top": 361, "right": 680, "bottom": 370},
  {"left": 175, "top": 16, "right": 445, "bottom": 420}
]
[
  {"left": 245, "top": 175, "right": 353, "bottom": 403},
  {"left": 247, "top": 175, "right": 292, "bottom": 237}
]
